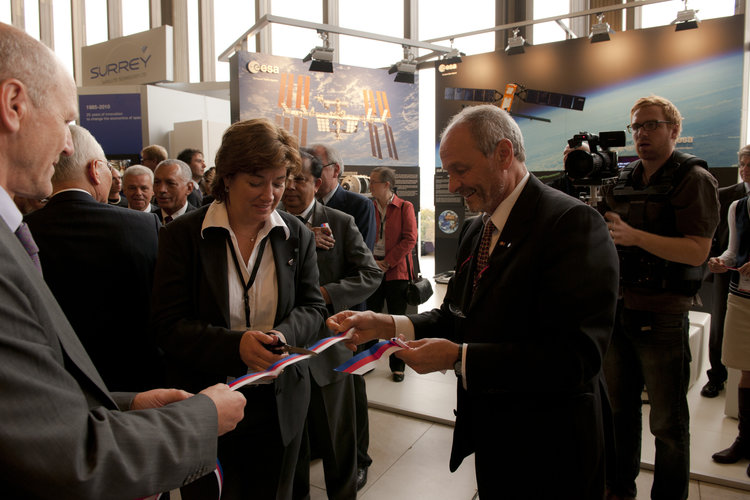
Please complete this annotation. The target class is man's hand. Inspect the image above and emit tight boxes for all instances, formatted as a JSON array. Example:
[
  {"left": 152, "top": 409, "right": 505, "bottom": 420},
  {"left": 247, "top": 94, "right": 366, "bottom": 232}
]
[
  {"left": 239, "top": 330, "right": 285, "bottom": 373},
  {"left": 739, "top": 261, "right": 750, "bottom": 277},
  {"left": 376, "top": 260, "right": 389, "bottom": 272},
  {"left": 131, "top": 388, "right": 193, "bottom": 410},
  {"left": 199, "top": 384, "right": 246, "bottom": 436},
  {"left": 604, "top": 211, "right": 640, "bottom": 247},
  {"left": 708, "top": 257, "right": 728, "bottom": 274},
  {"left": 312, "top": 226, "right": 335, "bottom": 250},
  {"left": 326, "top": 310, "right": 394, "bottom": 351},
  {"left": 397, "top": 338, "right": 460, "bottom": 374}
]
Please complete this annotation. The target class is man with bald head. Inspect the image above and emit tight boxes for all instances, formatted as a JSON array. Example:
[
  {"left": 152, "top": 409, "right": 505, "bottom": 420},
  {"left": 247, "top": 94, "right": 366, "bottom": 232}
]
[
  {"left": 327, "top": 104, "right": 619, "bottom": 498},
  {"left": 153, "top": 158, "right": 196, "bottom": 224},
  {"left": 26, "top": 124, "right": 165, "bottom": 391},
  {"left": 0, "top": 22, "right": 245, "bottom": 498}
]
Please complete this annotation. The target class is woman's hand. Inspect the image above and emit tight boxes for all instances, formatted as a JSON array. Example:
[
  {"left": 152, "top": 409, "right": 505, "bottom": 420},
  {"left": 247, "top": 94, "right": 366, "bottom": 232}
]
[
  {"left": 239, "top": 330, "right": 285, "bottom": 372},
  {"left": 708, "top": 257, "right": 728, "bottom": 274}
]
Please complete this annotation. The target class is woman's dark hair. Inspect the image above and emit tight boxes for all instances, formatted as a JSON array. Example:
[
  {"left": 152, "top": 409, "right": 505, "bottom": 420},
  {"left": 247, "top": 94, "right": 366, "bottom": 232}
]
[{"left": 212, "top": 118, "right": 301, "bottom": 202}]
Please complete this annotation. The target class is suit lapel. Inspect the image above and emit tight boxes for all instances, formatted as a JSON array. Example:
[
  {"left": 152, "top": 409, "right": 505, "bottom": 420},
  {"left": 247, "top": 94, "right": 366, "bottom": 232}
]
[
  {"left": 199, "top": 227, "right": 231, "bottom": 327},
  {"left": 269, "top": 225, "right": 299, "bottom": 324},
  {"left": 469, "top": 176, "right": 542, "bottom": 307}
]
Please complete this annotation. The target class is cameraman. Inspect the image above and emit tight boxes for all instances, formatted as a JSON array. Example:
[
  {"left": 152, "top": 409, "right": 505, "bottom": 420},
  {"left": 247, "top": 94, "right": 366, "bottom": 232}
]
[{"left": 602, "top": 96, "right": 719, "bottom": 500}]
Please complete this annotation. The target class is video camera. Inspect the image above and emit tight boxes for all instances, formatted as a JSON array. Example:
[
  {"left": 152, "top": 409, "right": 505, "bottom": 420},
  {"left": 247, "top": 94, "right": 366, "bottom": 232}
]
[{"left": 564, "top": 131, "right": 626, "bottom": 185}]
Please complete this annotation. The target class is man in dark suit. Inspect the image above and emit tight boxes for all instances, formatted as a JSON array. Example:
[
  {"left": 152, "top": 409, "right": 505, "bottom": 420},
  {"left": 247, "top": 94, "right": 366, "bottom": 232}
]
[
  {"left": 152, "top": 158, "right": 197, "bottom": 224},
  {"left": 328, "top": 104, "right": 619, "bottom": 499},
  {"left": 123, "top": 164, "right": 157, "bottom": 212},
  {"left": 25, "top": 124, "right": 166, "bottom": 392},
  {"left": 702, "top": 148, "right": 750, "bottom": 397},
  {"left": 283, "top": 150, "right": 382, "bottom": 499},
  {"left": 0, "top": 22, "right": 245, "bottom": 498},
  {"left": 311, "top": 142, "right": 378, "bottom": 488},
  {"left": 177, "top": 148, "right": 206, "bottom": 207}
]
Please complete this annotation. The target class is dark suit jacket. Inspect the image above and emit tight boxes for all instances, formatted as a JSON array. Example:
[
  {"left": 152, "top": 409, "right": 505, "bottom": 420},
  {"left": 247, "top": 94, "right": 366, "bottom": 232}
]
[
  {"left": 152, "top": 201, "right": 197, "bottom": 224},
  {"left": 188, "top": 187, "right": 202, "bottom": 208},
  {"left": 326, "top": 186, "right": 376, "bottom": 251},
  {"left": 150, "top": 205, "right": 327, "bottom": 445},
  {"left": 0, "top": 215, "right": 218, "bottom": 499},
  {"left": 410, "top": 175, "right": 619, "bottom": 497},
  {"left": 306, "top": 202, "right": 382, "bottom": 387},
  {"left": 711, "top": 182, "right": 747, "bottom": 257},
  {"left": 25, "top": 190, "right": 164, "bottom": 391}
]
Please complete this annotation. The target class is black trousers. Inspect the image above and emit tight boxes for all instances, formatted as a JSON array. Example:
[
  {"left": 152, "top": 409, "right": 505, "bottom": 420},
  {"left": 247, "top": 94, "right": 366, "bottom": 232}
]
[{"left": 707, "top": 271, "right": 731, "bottom": 384}]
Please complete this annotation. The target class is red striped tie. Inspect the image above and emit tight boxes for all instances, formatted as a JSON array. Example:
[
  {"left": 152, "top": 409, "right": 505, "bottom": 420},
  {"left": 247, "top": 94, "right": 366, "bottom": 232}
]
[{"left": 473, "top": 220, "right": 495, "bottom": 289}]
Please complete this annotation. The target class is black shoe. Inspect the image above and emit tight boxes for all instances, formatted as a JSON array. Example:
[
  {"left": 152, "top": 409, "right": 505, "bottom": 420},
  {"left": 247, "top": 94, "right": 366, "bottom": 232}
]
[
  {"left": 701, "top": 381, "right": 725, "bottom": 398},
  {"left": 392, "top": 371, "right": 404, "bottom": 382},
  {"left": 356, "top": 466, "right": 368, "bottom": 491},
  {"left": 712, "top": 438, "right": 750, "bottom": 464}
]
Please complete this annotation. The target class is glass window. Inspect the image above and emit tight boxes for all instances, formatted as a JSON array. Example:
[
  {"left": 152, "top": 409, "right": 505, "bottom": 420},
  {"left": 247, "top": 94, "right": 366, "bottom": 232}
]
[
  {"left": 271, "top": 0, "right": 321, "bottom": 60},
  {"left": 85, "top": 0, "right": 108, "bottom": 45},
  {"left": 641, "top": 0, "right": 735, "bottom": 28},
  {"left": 418, "top": 0, "right": 494, "bottom": 56},
  {"left": 339, "top": 0, "right": 402, "bottom": 68},
  {"left": 214, "top": 0, "right": 256, "bottom": 82},
  {"left": 53, "top": 0, "right": 74, "bottom": 79},
  {"left": 0, "top": 0, "right": 11, "bottom": 25},
  {"left": 25, "top": 0, "right": 39, "bottom": 40},
  {"left": 188, "top": 0, "right": 199, "bottom": 82},
  {"left": 122, "top": 0, "right": 150, "bottom": 36},
  {"left": 533, "top": 0, "right": 569, "bottom": 44}
]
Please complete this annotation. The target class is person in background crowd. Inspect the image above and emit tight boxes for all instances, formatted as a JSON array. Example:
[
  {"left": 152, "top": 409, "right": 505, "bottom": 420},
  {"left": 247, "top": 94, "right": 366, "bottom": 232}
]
[
  {"left": 0, "top": 20, "right": 245, "bottom": 499},
  {"left": 177, "top": 148, "right": 206, "bottom": 207},
  {"left": 107, "top": 165, "right": 128, "bottom": 207},
  {"left": 701, "top": 146, "right": 750, "bottom": 398},
  {"left": 123, "top": 164, "right": 156, "bottom": 213},
  {"left": 368, "top": 166, "right": 417, "bottom": 383},
  {"left": 152, "top": 159, "right": 196, "bottom": 224},
  {"left": 140, "top": 144, "right": 167, "bottom": 171},
  {"left": 150, "top": 118, "right": 327, "bottom": 500},
  {"left": 602, "top": 96, "right": 719, "bottom": 500}
]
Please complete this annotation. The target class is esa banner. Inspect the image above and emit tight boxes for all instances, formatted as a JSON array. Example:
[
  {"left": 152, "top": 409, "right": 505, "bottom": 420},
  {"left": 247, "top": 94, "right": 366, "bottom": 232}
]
[{"left": 230, "top": 51, "right": 418, "bottom": 167}]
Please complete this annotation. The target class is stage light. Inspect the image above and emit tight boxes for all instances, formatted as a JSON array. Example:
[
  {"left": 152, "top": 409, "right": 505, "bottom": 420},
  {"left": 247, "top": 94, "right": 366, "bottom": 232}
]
[
  {"left": 440, "top": 39, "right": 464, "bottom": 65},
  {"left": 505, "top": 29, "right": 525, "bottom": 56},
  {"left": 672, "top": 2, "right": 699, "bottom": 31},
  {"left": 302, "top": 31, "right": 334, "bottom": 73},
  {"left": 589, "top": 14, "right": 614, "bottom": 43},
  {"left": 388, "top": 46, "right": 417, "bottom": 84}
]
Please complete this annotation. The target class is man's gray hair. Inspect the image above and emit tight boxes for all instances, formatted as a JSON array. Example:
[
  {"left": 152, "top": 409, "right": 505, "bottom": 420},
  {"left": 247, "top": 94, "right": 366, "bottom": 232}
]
[
  {"left": 440, "top": 105, "right": 526, "bottom": 163},
  {"left": 311, "top": 143, "right": 345, "bottom": 177},
  {"left": 0, "top": 22, "right": 58, "bottom": 107},
  {"left": 739, "top": 145, "right": 750, "bottom": 160},
  {"left": 155, "top": 159, "right": 192, "bottom": 185},
  {"left": 52, "top": 125, "right": 105, "bottom": 184},
  {"left": 123, "top": 165, "right": 155, "bottom": 184}
]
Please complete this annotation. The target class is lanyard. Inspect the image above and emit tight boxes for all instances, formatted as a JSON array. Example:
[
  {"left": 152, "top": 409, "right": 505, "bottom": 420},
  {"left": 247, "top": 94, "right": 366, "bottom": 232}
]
[
  {"left": 378, "top": 204, "right": 387, "bottom": 240},
  {"left": 227, "top": 234, "right": 270, "bottom": 329}
]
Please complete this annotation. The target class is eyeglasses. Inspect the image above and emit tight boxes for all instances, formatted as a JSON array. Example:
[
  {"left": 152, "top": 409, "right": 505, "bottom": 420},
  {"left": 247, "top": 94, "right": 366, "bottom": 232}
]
[{"left": 626, "top": 120, "right": 673, "bottom": 134}]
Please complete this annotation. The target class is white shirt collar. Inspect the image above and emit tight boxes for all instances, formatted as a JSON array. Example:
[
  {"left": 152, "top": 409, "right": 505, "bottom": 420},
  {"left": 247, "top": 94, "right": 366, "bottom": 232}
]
[
  {"left": 162, "top": 201, "right": 189, "bottom": 220},
  {"left": 201, "top": 201, "right": 290, "bottom": 241},
  {"left": 320, "top": 184, "right": 338, "bottom": 205},
  {"left": 0, "top": 185, "right": 22, "bottom": 232},
  {"left": 51, "top": 188, "right": 92, "bottom": 199}
]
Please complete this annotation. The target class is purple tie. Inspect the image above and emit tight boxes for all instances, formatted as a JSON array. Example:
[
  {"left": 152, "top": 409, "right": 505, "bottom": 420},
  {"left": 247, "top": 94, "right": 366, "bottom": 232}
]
[
  {"left": 473, "top": 220, "right": 495, "bottom": 289},
  {"left": 15, "top": 222, "right": 42, "bottom": 273},
  {"left": 164, "top": 215, "right": 173, "bottom": 224}
]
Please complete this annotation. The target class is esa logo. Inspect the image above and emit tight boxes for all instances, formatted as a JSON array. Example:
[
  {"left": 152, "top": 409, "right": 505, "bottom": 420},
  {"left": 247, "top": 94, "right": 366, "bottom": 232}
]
[
  {"left": 438, "top": 63, "right": 458, "bottom": 73},
  {"left": 247, "top": 61, "right": 280, "bottom": 74}
]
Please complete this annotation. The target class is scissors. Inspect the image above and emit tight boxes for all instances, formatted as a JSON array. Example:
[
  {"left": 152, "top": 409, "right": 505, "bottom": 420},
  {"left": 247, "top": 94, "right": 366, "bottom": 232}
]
[{"left": 263, "top": 339, "right": 317, "bottom": 356}]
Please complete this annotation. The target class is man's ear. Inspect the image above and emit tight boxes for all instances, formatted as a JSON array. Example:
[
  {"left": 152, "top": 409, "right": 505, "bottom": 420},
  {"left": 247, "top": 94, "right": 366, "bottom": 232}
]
[
  {"left": 87, "top": 160, "right": 102, "bottom": 185},
  {"left": 493, "top": 138, "right": 514, "bottom": 169},
  {"left": 333, "top": 163, "right": 341, "bottom": 179},
  {"left": 0, "top": 79, "right": 29, "bottom": 133},
  {"left": 314, "top": 177, "right": 323, "bottom": 193},
  {"left": 186, "top": 180, "right": 194, "bottom": 193}
]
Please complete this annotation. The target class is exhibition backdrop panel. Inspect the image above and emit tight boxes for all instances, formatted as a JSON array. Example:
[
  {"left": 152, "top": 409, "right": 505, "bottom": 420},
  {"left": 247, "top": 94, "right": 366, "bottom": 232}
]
[
  {"left": 79, "top": 93, "right": 143, "bottom": 156},
  {"left": 433, "top": 14, "right": 745, "bottom": 274},
  {"left": 230, "top": 51, "right": 419, "bottom": 167}
]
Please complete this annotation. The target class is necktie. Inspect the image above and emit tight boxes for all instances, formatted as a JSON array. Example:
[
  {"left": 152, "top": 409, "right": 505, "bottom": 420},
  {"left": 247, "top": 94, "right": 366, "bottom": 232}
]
[
  {"left": 15, "top": 222, "right": 42, "bottom": 273},
  {"left": 473, "top": 219, "right": 495, "bottom": 289},
  {"left": 296, "top": 215, "right": 306, "bottom": 224},
  {"left": 164, "top": 215, "right": 173, "bottom": 224}
]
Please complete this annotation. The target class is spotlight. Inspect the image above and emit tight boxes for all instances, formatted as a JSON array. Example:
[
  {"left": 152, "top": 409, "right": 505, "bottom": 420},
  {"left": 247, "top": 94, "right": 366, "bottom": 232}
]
[
  {"left": 672, "top": 2, "right": 699, "bottom": 31},
  {"left": 440, "top": 39, "right": 464, "bottom": 65},
  {"left": 303, "top": 31, "right": 334, "bottom": 73},
  {"left": 505, "top": 29, "right": 526, "bottom": 56},
  {"left": 589, "top": 14, "right": 614, "bottom": 43},
  {"left": 388, "top": 46, "right": 417, "bottom": 84}
]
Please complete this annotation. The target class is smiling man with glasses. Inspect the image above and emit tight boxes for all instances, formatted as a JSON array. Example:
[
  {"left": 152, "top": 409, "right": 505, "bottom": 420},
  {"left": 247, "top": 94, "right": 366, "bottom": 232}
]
[{"left": 601, "top": 96, "right": 719, "bottom": 500}]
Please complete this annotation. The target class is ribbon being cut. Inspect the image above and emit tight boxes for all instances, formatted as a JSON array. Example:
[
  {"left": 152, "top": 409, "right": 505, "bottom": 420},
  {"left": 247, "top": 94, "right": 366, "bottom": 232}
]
[{"left": 334, "top": 337, "right": 411, "bottom": 375}]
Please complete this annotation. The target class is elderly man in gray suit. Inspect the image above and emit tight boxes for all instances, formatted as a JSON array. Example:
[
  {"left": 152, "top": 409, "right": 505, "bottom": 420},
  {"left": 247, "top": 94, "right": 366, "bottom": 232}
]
[
  {"left": 283, "top": 149, "right": 382, "bottom": 499},
  {"left": 0, "top": 22, "right": 245, "bottom": 499}
]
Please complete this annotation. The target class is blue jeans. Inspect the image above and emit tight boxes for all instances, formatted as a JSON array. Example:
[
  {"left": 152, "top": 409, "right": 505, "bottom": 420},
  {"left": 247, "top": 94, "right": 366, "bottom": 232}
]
[{"left": 604, "top": 306, "right": 691, "bottom": 500}]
